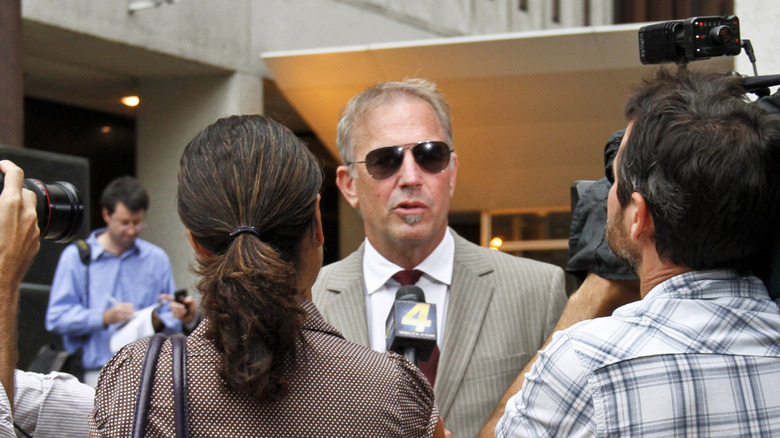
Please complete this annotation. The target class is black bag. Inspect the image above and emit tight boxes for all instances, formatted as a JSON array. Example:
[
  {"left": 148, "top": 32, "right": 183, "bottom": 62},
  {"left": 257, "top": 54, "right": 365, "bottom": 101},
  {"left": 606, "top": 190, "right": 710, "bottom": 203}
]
[{"left": 27, "top": 344, "right": 84, "bottom": 381}]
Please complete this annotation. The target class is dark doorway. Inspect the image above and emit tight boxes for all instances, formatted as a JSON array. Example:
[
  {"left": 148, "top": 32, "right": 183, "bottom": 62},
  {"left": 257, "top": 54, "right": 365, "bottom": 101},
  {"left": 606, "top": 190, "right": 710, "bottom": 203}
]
[{"left": 24, "top": 97, "right": 136, "bottom": 231}]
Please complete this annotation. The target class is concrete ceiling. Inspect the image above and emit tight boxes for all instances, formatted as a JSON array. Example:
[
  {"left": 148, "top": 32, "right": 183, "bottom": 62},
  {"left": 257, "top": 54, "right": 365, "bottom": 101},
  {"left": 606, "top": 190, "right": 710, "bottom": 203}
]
[
  {"left": 21, "top": 19, "right": 311, "bottom": 142},
  {"left": 263, "top": 24, "right": 734, "bottom": 212},
  {"left": 22, "top": 20, "right": 230, "bottom": 117}
]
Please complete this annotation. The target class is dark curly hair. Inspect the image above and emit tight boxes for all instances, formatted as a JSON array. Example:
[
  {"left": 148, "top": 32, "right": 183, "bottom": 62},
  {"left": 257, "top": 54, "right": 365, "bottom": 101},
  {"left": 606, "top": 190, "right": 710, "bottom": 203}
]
[
  {"left": 177, "top": 115, "right": 322, "bottom": 400},
  {"left": 100, "top": 175, "right": 149, "bottom": 214},
  {"left": 617, "top": 68, "right": 780, "bottom": 270}
]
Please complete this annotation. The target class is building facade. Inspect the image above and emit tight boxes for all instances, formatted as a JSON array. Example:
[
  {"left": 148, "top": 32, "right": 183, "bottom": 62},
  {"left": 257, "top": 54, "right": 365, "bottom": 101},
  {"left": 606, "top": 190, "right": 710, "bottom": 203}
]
[{"left": 13, "top": 0, "right": 777, "bottom": 292}]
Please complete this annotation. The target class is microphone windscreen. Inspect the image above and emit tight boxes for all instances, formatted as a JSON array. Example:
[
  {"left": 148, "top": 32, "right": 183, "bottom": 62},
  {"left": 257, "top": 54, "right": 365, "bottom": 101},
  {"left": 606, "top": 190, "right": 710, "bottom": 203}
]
[
  {"left": 395, "top": 285, "right": 425, "bottom": 302},
  {"left": 385, "top": 285, "right": 437, "bottom": 361}
]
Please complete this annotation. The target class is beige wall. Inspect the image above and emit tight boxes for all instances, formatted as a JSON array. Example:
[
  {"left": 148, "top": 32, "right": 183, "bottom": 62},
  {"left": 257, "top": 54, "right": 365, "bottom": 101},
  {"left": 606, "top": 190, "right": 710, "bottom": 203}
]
[{"left": 136, "top": 72, "right": 263, "bottom": 292}]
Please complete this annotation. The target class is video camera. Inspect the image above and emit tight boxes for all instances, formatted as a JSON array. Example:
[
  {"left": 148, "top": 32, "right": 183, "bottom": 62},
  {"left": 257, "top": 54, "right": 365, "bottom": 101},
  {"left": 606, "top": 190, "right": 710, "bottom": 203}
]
[
  {"left": 0, "top": 175, "right": 84, "bottom": 243},
  {"left": 639, "top": 16, "right": 741, "bottom": 65},
  {"left": 567, "top": 15, "right": 780, "bottom": 297},
  {"left": 638, "top": 15, "right": 780, "bottom": 97}
]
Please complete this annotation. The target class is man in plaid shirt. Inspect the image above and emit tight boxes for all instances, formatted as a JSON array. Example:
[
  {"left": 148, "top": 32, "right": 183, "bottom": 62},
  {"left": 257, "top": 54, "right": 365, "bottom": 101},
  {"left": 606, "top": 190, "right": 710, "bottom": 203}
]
[{"left": 491, "top": 69, "right": 780, "bottom": 437}]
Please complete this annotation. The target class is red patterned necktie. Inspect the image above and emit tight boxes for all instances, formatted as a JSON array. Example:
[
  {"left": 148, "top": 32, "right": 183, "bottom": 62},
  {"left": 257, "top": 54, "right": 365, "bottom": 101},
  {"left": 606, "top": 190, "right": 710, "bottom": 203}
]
[
  {"left": 392, "top": 269, "right": 440, "bottom": 387},
  {"left": 392, "top": 269, "right": 423, "bottom": 286}
]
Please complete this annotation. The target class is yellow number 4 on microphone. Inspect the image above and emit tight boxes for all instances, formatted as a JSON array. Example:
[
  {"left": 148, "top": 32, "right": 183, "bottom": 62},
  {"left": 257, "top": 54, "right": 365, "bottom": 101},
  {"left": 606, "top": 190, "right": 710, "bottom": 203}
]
[{"left": 401, "top": 303, "right": 433, "bottom": 332}]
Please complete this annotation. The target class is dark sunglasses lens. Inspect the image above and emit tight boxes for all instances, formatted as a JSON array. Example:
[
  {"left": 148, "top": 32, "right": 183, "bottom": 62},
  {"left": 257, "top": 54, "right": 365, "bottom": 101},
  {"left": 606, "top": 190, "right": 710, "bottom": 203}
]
[
  {"left": 365, "top": 147, "right": 404, "bottom": 180},
  {"left": 413, "top": 141, "right": 451, "bottom": 173}
]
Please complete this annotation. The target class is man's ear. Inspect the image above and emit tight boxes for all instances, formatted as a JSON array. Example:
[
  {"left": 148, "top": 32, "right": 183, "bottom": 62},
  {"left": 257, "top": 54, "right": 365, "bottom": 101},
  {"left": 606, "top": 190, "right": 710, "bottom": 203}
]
[
  {"left": 101, "top": 207, "right": 111, "bottom": 224},
  {"left": 335, "top": 165, "right": 360, "bottom": 209},
  {"left": 629, "top": 192, "right": 654, "bottom": 241},
  {"left": 186, "top": 230, "right": 212, "bottom": 258},
  {"left": 448, "top": 152, "right": 458, "bottom": 199}
]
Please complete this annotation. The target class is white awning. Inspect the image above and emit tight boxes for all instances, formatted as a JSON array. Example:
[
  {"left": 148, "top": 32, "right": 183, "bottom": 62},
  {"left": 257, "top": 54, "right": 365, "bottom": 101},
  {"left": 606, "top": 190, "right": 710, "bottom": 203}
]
[{"left": 263, "top": 24, "right": 733, "bottom": 211}]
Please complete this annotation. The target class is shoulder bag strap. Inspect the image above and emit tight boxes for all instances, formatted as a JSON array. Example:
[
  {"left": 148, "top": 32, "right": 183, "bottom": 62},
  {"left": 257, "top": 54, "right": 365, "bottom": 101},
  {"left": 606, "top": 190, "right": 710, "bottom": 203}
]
[
  {"left": 131, "top": 333, "right": 167, "bottom": 438},
  {"left": 130, "top": 333, "right": 189, "bottom": 438},
  {"left": 171, "top": 334, "right": 189, "bottom": 438},
  {"left": 74, "top": 239, "right": 91, "bottom": 308}
]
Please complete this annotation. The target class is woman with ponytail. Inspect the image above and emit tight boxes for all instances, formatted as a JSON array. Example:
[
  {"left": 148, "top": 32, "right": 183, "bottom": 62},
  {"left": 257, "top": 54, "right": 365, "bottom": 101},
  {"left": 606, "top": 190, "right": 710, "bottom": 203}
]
[{"left": 90, "top": 115, "right": 444, "bottom": 437}]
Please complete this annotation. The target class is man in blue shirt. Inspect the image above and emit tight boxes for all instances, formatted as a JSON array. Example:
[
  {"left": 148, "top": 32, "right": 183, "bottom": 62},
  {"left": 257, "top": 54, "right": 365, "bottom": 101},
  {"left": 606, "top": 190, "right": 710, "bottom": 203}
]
[
  {"left": 489, "top": 69, "right": 780, "bottom": 436},
  {"left": 46, "top": 176, "right": 188, "bottom": 386}
]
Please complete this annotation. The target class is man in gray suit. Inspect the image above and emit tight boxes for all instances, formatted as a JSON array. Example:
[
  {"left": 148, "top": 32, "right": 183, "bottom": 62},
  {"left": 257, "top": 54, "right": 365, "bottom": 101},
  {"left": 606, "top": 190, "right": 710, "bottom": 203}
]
[{"left": 312, "top": 78, "right": 567, "bottom": 437}]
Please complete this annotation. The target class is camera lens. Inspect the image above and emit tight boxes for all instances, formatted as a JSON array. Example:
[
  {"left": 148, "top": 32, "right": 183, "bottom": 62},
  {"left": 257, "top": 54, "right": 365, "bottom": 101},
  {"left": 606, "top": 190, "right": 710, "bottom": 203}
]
[
  {"left": 23, "top": 179, "right": 85, "bottom": 243},
  {"left": 710, "top": 25, "right": 733, "bottom": 45}
]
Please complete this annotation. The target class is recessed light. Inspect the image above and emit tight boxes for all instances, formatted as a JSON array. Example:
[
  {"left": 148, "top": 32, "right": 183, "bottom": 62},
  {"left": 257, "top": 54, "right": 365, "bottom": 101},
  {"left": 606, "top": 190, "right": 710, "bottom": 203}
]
[{"left": 121, "top": 96, "right": 140, "bottom": 107}]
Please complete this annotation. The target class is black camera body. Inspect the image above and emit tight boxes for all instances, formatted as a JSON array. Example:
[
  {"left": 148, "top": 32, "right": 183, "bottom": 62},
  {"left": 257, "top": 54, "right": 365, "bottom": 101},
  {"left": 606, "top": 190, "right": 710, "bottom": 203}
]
[
  {"left": 1, "top": 146, "right": 88, "bottom": 247},
  {"left": 639, "top": 15, "right": 741, "bottom": 65}
]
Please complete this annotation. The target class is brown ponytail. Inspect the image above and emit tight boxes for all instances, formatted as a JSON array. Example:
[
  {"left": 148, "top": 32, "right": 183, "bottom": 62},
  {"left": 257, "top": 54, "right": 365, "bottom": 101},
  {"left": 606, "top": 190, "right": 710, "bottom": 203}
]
[{"left": 177, "top": 115, "right": 322, "bottom": 400}]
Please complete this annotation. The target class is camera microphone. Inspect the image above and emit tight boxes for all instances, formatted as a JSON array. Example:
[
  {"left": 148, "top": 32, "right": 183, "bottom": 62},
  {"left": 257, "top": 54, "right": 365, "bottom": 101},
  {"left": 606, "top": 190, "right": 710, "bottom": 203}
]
[{"left": 385, "top": 285, "right": 437, "bottom": 367}]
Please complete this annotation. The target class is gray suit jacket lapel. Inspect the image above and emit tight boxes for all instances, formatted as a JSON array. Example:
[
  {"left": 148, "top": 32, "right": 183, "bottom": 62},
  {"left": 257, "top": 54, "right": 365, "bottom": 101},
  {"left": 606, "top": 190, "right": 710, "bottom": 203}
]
[
  {"left": 317, "top": 245, "right": 371, "bottom": 347},
  {"left": 435, "top": 232, "right": 495, "bottom": 418},
  {"left": 317, "top": 234, "right": 496, "bottom": 418}
]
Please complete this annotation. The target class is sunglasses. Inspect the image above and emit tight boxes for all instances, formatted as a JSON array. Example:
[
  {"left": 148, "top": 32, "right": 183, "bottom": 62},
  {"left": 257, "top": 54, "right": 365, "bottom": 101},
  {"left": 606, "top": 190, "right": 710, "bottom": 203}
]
[{"left": 348, "top": 141, "right": 453, "bottom": 180}]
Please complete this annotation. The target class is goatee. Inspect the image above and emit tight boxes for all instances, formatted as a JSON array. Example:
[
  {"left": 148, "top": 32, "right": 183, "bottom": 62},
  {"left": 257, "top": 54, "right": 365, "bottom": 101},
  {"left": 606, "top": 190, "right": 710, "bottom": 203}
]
[{"left": 403, "top": 215, "right": 422, "bottom": 225}]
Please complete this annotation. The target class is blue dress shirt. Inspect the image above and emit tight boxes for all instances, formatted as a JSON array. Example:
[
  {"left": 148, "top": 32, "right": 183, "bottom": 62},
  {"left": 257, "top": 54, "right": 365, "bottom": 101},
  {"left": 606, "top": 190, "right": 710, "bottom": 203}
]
[{"left": 46, "top": 229, "right": 180, "bottom": 369}]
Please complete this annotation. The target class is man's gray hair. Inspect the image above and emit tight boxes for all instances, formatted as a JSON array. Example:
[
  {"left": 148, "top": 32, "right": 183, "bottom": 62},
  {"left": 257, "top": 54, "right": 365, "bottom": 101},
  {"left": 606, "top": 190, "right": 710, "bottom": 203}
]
[{"left": 336, "top": 78, "right": 453, "bottom": 168}]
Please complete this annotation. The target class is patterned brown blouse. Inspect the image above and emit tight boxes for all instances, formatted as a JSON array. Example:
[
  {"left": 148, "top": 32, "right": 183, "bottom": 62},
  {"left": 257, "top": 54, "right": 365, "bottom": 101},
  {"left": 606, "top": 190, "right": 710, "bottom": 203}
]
[{"left": 90, "top": 300, "right": 438, "bottom": 437}]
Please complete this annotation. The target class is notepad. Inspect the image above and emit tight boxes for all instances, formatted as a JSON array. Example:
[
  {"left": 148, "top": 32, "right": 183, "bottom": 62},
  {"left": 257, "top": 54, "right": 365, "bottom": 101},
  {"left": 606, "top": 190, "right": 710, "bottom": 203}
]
[{"left": 109, "top": 303, "right": 160, "bottom": 353}]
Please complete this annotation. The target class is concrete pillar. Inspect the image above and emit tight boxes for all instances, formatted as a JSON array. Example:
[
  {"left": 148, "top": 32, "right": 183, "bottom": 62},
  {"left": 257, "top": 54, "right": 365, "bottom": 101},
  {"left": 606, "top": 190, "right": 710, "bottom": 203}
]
[
  {"left": 135, "top": 71, "right": 263, "bottom": 292},
  {"left": 0, "top": 0, "right": 23, "bottom": 147}
]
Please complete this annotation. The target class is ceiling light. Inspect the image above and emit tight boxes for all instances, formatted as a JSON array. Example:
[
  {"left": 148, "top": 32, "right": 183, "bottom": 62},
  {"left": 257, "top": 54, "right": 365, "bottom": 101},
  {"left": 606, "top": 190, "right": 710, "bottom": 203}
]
[{"left": 121, "top": 96, "right": 140, "bottom": 107}]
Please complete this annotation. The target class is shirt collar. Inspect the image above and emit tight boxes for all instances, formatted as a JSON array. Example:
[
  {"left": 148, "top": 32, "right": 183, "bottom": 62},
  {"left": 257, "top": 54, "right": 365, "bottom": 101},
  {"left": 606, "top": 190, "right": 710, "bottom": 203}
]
[
  {"left": 363, "top": 227, "right": 455, "bottom": 295},
  {"left": 645, "top": 268, "right": 769, "bottom": 302},
  {"left": 88, "top": 228, "right": 140, "bottom": 260}
]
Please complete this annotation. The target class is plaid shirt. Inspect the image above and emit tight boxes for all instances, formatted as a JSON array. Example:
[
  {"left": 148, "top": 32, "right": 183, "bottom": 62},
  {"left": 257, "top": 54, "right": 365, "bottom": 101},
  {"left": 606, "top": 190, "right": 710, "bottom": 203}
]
[{"left": 497, "top": 269, "right": 780, "bottom": 437}]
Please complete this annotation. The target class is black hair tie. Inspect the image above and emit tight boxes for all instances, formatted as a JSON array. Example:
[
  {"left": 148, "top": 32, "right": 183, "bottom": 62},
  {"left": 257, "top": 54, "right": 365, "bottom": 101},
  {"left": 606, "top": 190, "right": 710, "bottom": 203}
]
[{"left": 229, "top": 226, "right": 261, "bottom": 240}]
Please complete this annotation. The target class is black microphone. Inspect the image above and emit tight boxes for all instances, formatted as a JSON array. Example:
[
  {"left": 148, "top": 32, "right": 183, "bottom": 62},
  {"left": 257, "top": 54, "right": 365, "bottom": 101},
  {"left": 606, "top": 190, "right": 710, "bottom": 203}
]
[{"left": 385, "top": 285, "right": 437, "bottom": 367}]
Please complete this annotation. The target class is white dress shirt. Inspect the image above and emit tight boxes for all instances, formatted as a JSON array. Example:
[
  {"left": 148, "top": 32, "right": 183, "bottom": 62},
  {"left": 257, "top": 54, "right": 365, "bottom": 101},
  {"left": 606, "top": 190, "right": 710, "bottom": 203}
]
[{"left": 363, "top": 228, "right": 454, "bottom": 352}]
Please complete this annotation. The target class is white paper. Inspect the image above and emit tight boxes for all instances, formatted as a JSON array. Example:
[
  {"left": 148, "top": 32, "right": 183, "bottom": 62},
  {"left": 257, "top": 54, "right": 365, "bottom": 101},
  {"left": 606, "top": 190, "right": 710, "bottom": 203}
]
[{"left": 109, "top": 303, "right": 159, "bottom": 353}]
